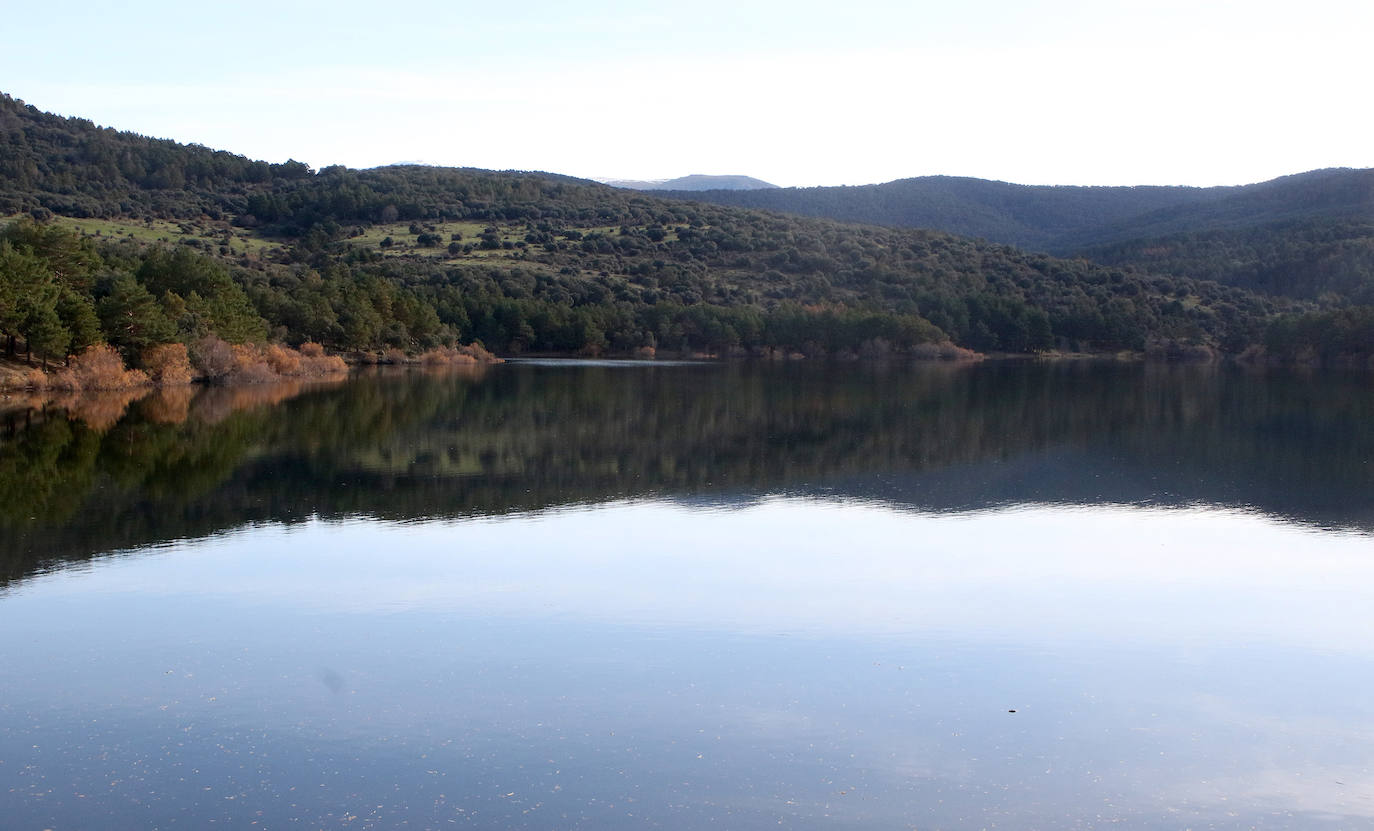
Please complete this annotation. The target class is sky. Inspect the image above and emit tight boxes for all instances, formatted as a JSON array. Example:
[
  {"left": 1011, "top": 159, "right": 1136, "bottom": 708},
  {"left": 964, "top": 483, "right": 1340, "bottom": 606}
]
[{"left": 3, "top": 0, "right": 1371, "bottom": 188}]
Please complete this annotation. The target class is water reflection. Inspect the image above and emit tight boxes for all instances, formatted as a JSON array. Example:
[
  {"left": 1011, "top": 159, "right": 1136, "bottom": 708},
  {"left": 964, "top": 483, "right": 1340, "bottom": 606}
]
[
  {"left": 2, "top": 360, "right": 1372, "bottom": 587},
  {"left": 24, "top": 500, "right": 1372, "bottom": 647},
  {"left": 2, "top": 499, "right": 1372, "bottom": 828},
  {"left": 3, "top": 361, "right": 1374, "bottom": 828}
]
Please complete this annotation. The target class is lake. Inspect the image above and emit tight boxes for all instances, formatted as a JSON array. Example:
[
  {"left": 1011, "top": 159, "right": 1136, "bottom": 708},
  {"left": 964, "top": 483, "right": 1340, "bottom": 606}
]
[{"left": 2, "top": 359, "right": 1372, "bottom": 829}]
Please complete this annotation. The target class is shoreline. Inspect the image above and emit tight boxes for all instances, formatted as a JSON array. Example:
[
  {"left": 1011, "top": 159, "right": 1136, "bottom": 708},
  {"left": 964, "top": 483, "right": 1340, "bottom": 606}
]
[{"left": 5, "top": 342, "right": 1367, "bottom": 399}]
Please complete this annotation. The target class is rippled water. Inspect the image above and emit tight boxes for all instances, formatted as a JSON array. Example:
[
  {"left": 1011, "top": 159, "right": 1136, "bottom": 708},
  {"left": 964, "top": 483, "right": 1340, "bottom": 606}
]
[{"left": 1, "top": 360, "right": 1372, "bottom": 828}]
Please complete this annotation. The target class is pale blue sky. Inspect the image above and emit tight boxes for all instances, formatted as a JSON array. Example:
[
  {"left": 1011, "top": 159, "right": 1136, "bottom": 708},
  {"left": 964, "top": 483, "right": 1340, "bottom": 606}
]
[{"left": 5, "top": 0, "right": 1371, "bottom": 186}]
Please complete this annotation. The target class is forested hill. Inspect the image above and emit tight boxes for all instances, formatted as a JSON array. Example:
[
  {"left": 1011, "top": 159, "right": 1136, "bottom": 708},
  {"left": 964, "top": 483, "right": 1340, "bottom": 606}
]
[
  {"left": 1, "top": 93, "right": 309, "bottom": 220},
  {"left": 658, "top": 168, "right": 1374, "bottom": 309},
  {"left": 0, "top": 93, "right": 606, "bottom": 222},
  {"left": 1078, "top": 218, "right": 1374, "bottom": 305},
  {"left": 1053, "top": 168, "right": 1374, "bottom": 252},
  {"left": 660, "top": 176, "right": 1223, "bottom": 251},
  {"left": 659, "top": 169, "right": 1374, "bottom": 253},
  {"left": 1, "top": 93, "right": 1364, "bottom": 368}
]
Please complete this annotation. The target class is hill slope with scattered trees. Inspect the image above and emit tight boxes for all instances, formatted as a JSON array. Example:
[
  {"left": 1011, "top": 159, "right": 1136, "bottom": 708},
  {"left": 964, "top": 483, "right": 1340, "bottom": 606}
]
[{"left": 3, "top": 92, "right": 1367, "bottom": 371}]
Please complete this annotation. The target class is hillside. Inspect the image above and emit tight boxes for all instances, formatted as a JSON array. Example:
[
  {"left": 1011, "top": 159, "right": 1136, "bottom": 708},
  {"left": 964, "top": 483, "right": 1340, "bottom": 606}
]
[
  {"left": 657, "top": 169, "right": 1374, "bottom": 253},
  {"left": 1078, "top": 218, "right": 1374, "bottom": 303},
  {"left": 657, "top": 167, "right": 1374, "bottom": 313},
  {"left": 1046, "top": 168, "right": 1374, "bottom": 252},
  {"left": 3, "top": 92, "right": 1363, "bottom": 370},
  {"left": 659, "top": 176, "right": 1221, "bottom": 250},
  {"left": 605, "top": 175, "right": 778, "bottom": 191}
]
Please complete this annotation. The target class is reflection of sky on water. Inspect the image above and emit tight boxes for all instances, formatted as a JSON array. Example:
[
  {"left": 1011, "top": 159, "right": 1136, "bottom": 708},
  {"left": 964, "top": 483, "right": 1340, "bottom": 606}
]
[
  {"left": 20, "top": 498, "right": 1372, "bottom": 648},
  {"left": 3, "top": 499, "right": 1374, "bottom": 828}
]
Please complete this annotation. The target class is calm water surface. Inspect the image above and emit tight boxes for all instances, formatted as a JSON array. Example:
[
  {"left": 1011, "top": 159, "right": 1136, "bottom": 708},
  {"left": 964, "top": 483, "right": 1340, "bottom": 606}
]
[{"left": 1, "top": 360, "right": 1372, "bottom": 829}]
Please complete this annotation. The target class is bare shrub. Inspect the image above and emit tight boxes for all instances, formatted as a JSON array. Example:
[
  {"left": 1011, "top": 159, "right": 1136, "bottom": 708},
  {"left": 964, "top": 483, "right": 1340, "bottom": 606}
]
[
  {"left": 300, "top": 342, "right": 326, "bottom": 358},
  {"left": 858, "top": 337, "right": 892, "bottom": 359},
  {"left": 192, "top": 336, "right": 237, "bottom": 381},
  {"left": 381, "top": 347, "right": 408, "bottom": 365}
]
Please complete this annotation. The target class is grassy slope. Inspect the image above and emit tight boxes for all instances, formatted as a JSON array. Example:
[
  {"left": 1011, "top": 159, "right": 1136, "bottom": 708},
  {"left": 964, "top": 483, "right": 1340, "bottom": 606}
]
[{"left": 2, "top": 214, "right": 283, "bottom": 258}]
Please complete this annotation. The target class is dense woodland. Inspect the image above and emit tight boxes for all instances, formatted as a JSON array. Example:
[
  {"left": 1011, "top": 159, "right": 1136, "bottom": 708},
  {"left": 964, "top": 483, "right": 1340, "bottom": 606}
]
[
  {"left": 1080, "top": 218, "right": 1374, "bottom": 303},
  {"left": 659, "top": 176, "right": 1224, "bottom": 251},
  {"left": 659, "top": 168, "right": 1374, "bottom": 254},
  {"left": 2, "top": 93, "right": 1371, "bottom": 368}
]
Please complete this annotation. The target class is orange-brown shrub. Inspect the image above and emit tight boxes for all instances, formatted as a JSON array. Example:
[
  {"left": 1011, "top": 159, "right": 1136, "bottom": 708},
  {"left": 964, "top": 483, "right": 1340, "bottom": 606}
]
[
  {"left": 263, "top": 344, "right": 302, "bottom": 376},
  {"left": 143, "top": 343, "right": 195, "bottom": 386},
  {"left": 191, "top": 338, "right": 346, "bottom": 383},
  {"left": 911, "top": 341, "right": 982, "bottom": 361},
  {"left": 460, "top": 342, "right": 500, "bottom": 363},
  {"left": 300, "top": 352, "right": 348, "bottom": 375},
  {"left": 419, "top": 346, "right": 475, "bottom": 365},
  {"left": 51, "top": 345, "right": 150, "bottom": 390},
  {"left": 227, "top": 344, "right": 276, "bottom": 384},
  {"left": 418, "top": 344, "right": 501, "bottom": 365},
  {"left": 22, "top": 368, "right": 49, "bottom": 390}
]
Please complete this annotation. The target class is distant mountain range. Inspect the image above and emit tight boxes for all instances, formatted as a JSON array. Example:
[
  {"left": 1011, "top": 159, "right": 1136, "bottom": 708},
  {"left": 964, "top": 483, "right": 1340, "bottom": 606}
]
[
  {"left": 601, "top": 174, "right": 778, "bottom": 191},
  {"left": 657, "top": 169, "right": 1374, "bottom": 253}
]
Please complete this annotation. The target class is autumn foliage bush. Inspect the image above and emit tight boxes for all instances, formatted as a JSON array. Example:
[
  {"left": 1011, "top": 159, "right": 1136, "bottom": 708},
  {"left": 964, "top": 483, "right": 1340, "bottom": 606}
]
[
  {"left": 190, "top": 336, "right": 349, "bottom": 383},
  {"left": 263, "top": 344, "right": 302, "bottom": 376},
  {"left": 417, "top": 343, "right": 501, "bottom": 365},
  {"left": 3, "top": 337, "right": 351, "bottom": 392},
  {"left": 302, "top": 351, "right": 348, "bottom": 375},
  {"left": 911, "top": 341, "right": 982, "bottom": 361},
  {"left": 50, "top": 345, "right": 150, "bottom": 390},
  {"left": 143, "top": 343, "right": 195, "bottom": 386},
  {"left": 20, "top": 368, "right": 49, "bottom": 390}
]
